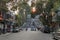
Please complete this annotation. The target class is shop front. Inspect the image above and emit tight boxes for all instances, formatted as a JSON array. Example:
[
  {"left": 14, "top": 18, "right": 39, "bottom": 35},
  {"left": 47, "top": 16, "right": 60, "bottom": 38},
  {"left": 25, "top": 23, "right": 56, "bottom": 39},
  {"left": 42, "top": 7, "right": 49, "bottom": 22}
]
[{"left": 0, "top": 14, "right": 5, "bottom": 34}]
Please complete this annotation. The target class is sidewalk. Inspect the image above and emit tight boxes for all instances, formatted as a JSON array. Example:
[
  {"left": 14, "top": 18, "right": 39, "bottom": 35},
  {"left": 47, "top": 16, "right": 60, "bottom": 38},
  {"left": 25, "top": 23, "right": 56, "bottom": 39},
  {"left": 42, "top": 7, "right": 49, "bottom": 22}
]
[{"left": 0, "top": 33, "right": 12, "bottom": 37}]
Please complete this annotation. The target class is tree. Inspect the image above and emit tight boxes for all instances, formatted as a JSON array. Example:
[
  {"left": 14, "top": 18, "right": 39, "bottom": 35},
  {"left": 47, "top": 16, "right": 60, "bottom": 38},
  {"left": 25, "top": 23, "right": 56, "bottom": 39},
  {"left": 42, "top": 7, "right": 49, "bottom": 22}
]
[
  {"left": 18, "top": 2, "right": 31, "bottom": 26},
  {"left": 0, "top": 0, "right": 11, "bottom": 12},
  {"left": 36, "top": 0, "right": 54, "bottom": 26},
  {"left": 53, "top": 0, "right": 60, "bottom": 11},
  {"left": 53, "top": 0, "right": 60, "bottom": 26},
  {"left": 11, "top": 0, "right": 31, "bottom": 26},
  {"left": 36, "top": 2, "right": 42, "bottom": 14},
  {"left": 43, "top": 0, "right": 55, "bottom": 26}
]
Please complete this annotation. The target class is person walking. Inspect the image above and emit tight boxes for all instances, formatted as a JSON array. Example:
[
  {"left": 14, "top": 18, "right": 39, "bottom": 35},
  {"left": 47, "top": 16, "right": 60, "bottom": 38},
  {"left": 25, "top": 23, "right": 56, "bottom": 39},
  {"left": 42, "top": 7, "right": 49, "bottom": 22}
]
[
  {"left": 26, "top": 28, "right": 28, "bottom": 31},
  {"left": 0, "top": 28, "right": 1, "bottom": 35},
  {"left": 34, "top": 28, "right": 36, "bottom": 31}
]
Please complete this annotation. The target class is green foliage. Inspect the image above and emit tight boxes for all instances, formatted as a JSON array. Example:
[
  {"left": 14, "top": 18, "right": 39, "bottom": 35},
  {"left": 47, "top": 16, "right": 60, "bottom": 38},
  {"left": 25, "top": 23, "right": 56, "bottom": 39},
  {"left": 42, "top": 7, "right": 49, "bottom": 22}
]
[
  {"left": 11, "top": 6, "right": 18, "bottom": 11},
  {"left": 0, "top": 0, "right": 11, "bottom": 12},
  {"left": 36, "top": 2, "right": 42, "bottom": 14},
  {"left": 0, "top": 6, "right": 8, "bottom": 12},
  {"left": 0, "top": 0, "right": 10, "bottom": 3},
  {"left": 15, "top": 14, "right": 23, "bottom": 26},
  {"left": 53, "top": 0, "right": 60, "bottom": 11},
  {"left": 31, "top": 13, "right": 35, "bottom": 18},
  {"left": 1, "top": 0, "right": 10, "bottom": 3},
  {"left": 13, "top": 1, "right": 31, "bottom": 26}
]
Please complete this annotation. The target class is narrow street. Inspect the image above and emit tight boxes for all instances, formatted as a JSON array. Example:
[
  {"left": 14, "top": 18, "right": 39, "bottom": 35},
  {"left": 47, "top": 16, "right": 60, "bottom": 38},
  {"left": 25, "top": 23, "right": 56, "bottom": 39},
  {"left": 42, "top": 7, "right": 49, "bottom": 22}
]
[
  {"left": 0, "top": 0, "right": 60, "bottom": 40},
  {"left": 0, "top": 17, "right": 53, "bottom": 40},
  {"left": 0, "top": 31, "right": 53, "bottom": 40}
]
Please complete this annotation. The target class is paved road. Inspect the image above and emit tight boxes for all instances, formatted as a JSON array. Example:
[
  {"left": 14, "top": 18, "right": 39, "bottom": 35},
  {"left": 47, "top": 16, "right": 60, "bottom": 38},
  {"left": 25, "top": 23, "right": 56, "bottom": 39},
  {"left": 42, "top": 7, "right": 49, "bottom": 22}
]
[
  {"left": 0, "top": 31, "right": 53, "bottom": 40},
  {"left": 0, "top": 16, "right": 53, "bottom": 40}
]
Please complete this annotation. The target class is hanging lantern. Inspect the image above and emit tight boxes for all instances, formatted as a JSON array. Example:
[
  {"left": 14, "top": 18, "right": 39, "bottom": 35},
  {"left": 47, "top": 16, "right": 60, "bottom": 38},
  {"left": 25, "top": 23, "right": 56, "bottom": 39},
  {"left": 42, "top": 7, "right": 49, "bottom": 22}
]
[{"left": 32, "top": 7, "right": 36, "bottom": 13}]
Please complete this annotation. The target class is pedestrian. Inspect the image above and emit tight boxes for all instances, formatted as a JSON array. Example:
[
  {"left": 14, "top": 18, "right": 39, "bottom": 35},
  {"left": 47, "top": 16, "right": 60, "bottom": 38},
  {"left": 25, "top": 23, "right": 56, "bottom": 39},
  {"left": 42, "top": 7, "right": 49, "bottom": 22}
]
[
  {"left": 37, "top": 28, "right": 40, "bottom": 31},
  {"left": 26, "top": 28, "right": 28, "bottom": 31},
  {"left": 35, "top": 28, "right": 36, "bottom": 31},
  {"left": 0, "top": 28, "right": 1, "bottom": 35}
]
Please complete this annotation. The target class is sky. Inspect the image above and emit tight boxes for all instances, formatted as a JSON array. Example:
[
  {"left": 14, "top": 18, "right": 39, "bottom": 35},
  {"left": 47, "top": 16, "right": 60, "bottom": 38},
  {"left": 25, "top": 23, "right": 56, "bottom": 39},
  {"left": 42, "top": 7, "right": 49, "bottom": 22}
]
[{"left": 27, "top": 0, "right": 32, "bottom": 6}]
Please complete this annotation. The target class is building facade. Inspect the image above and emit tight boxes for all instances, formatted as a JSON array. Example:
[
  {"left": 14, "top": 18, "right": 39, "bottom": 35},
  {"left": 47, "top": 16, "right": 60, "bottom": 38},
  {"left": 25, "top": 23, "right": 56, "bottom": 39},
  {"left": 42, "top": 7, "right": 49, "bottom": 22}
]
[{"left": 0, "top": 10, "right": 15, "bottom": 34}]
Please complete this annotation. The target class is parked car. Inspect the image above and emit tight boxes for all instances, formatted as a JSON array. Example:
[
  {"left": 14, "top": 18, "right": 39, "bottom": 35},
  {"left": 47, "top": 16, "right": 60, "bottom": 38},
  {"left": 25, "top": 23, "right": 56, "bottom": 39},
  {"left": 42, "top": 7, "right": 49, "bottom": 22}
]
[
  {"left": 19, "top": 28, "right": 23, "bottom": 31},
  {"left": 31, "top": 27, "right": 34, "bottom": 31},
  {"left": 12, "top": 27, "right": 20, "bottom": 32},
  {"left": 31, "top": 26, "right": 36, "bottom": 31},
  {"left": 52, "top": 28, "right": 60, "bottom": 40},
  {"left": 42, "top": 25, "right": 50, "bottom": 33},
  {"left": 40, "top": 25, "right": 45, "bottom": 32},
  {"left": 37, "top": 27, "right": 41, "bottom": 31}
]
